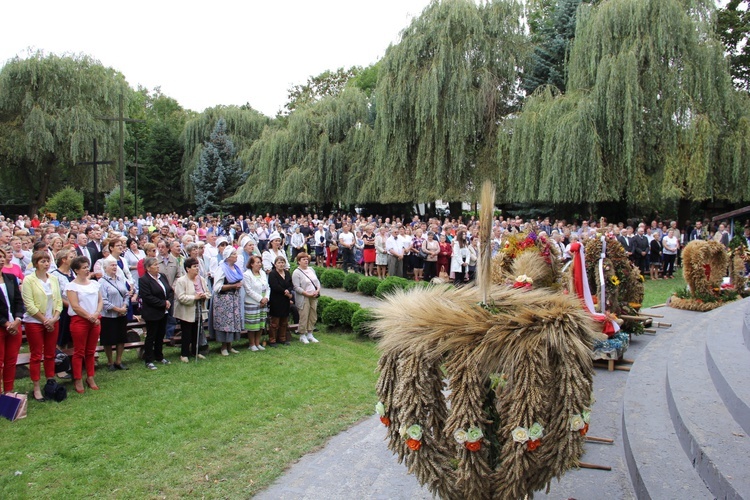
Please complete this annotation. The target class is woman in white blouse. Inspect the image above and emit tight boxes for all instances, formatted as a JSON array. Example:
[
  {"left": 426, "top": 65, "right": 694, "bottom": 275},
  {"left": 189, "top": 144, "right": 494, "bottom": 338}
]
[
  {"left": 67, "top": 255, "right": 103, "bottom": 393},
  {"left": 292, "top": 252, "right": 320, "bottom": 344},
  {"left": 242, "top": 255, "right": 269, "bottom": 351}
]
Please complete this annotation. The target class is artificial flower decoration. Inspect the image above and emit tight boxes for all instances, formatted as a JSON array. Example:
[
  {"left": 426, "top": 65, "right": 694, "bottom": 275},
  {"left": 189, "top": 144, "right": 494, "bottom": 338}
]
[
  {"left": 528, "top": 422, "right": 544, "bottom": 441},
  {"left": 610, "top": 276, "right": 621, "bottom": 286},
  {"left": 375, "top": 402, "right": 390, "bottom": 426},
  {"left": 511, "top": 426, "right": 530, "bottom": 444},
  {"left": 466, "top": 441, "right": 482, "bottom": 452},
  {"left": 453, "top": 429, "right": 468, "bottom": 444},
  {"left": 467, "top": 426, "right": 484, "bottom": 442},
  {"left": 406, "top": 438, "right": 422, "bottom": 451},
  {"left": 526, "top": 439, "right": 541, "bottom": 451},
  {"left": 403, "top": 424, "right": 423, "bottom": 451},
  {"left": 513, "top": 274, "right": 534, "bottom": 290},
  {"left": 407, "top": 424, "right": 423, "bottom": 441},
  {"left": 582, "top": 409, "right": 591, "bottom": 424},
  {"left": 570, "top": 414, "right": 585, "bottom": 432},
  {"left": 380, "top": 416, "right": 391, "bottom": 427}
]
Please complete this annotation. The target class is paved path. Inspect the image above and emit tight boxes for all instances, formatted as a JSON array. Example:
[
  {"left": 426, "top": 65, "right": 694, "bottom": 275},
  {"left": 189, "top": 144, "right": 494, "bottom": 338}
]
[{"left": 256, "top": 287, "right": 695, "bottom": 499}]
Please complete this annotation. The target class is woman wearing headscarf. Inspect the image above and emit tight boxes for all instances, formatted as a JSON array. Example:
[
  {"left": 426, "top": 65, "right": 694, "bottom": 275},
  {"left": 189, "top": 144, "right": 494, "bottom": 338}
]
[
  {"left": 267, "top": 256, "right": 294, "bottom": 347},
  {"left": 22, "top": 251, "right": 63, "bottom": 401},
  {"left": 0, "top": 247, "right": 24, "bottom": 394},
  {"left": 292, "top": 252, "right": 320, "bottom": 344},
  {"left": 242, "top": 255, "right": 268, "bottom": 351},
  {"left": 262, "top": 232, "right": 289, "bottom": 273},
  {"left": 99, "top": 257, "right": 131, "bottom": 371},
  {"left": 174, "top": 257, "right": 210, "bottom": 362},
  {"left": 212, "top": 245, "right": 244, "bottom": 356}
]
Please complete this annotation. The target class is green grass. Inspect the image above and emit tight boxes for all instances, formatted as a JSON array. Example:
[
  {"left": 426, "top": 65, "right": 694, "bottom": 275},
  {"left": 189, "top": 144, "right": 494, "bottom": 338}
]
[
  {"left": 0, "top": 330, "right": 379, "bottom": 498},
  {"left": 641, "top": 267, "right": 686, "bottom": 308}
]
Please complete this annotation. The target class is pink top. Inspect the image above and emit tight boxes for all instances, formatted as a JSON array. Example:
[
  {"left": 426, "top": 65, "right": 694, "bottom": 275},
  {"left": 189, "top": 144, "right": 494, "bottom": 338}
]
[
  {"left": 197, "top": 227, "right": 207, "bottom": 241},
  {"left": 2, "top": 264, "right": 24, "bottom": 283}
]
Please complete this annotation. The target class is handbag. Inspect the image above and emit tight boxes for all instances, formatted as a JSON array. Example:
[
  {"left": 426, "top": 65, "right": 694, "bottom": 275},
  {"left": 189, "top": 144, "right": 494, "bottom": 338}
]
[
  {"left": 0, "top": 392, "right": 28, "bottom": 421},
  {"left": 329, "top": 243, "right": 339, "bottom": 252},
  {"left": 439, "top": 266, "right": 449, "bottom": 279}
]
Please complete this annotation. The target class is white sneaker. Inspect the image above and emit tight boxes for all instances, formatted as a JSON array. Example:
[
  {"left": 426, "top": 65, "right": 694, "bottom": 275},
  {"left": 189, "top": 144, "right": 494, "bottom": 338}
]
[
  {"left": 230, "top": 348, "right": 240, "bottom": 354},
  {"left": 250, "top": 345, "right": 259, "bottom": 351},
  {"left": 300, "top": 334, "right": 309, "bottom": 344},
  {"left": 180, "top": 356, "right": 189, "bottom": 363},
  {"left": 307, "top": 333, "right": 319, "bottom": 343},
  {"left": 221, "top": 349, "right": 229, "bottom": 356},
  {"left": 257, "top": 345, "right": 265, "bottom": 351},
  {"left": 197, "top": 354, "right": 207, "bottom": 360}
]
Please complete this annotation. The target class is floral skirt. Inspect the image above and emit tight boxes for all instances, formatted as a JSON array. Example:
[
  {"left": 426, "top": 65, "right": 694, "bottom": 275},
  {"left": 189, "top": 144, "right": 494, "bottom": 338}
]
[
  {"left": 212, "top": 290, "right": 242, "bottom": 341},
  {"left": 244, "top": 301, "right": 267, "bottom": 332}
]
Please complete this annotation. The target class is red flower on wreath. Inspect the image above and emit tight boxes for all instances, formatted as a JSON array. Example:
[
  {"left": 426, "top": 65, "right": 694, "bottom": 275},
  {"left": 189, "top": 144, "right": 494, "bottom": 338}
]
[
  {"left": 465, "top": 441, "right": 482, "bottom": 452},
  {"left": 526, "top": 439, "right": 541, "bottom": 451},
  {"left": 380, "top": 416, "right": 391, "bottom": 427},
  {"left": 579, "top": 423, "right": 589, "bottom": 437},
  {"left": 406, "top": 438, "right": 422, "bottom": 451}
]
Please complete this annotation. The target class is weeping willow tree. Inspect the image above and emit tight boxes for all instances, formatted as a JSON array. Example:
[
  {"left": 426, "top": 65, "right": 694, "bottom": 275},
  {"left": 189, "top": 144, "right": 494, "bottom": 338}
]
[
  {"left": 231, "top": 87, "right": 374, "bottom": 205},
  {"left": 0, "top": 52, "right": 130, "bottom": 214},
  {"left": 180, "top": 105, "right": 269, "bottom": 200},
  {"left": 499, "top": 0, "right": 750, "bottom": 206},
  {"left": 374, "top": 0, "right": 527, "bottom": 204}
]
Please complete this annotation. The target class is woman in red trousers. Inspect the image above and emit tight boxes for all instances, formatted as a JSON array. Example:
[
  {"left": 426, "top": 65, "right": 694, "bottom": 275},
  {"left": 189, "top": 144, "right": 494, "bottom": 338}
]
[
  {"left": 0, "top": 247, "right": 24, "bottom": 394},
  {"left": 22, "top": 251, "right": 62, "bottom": 401},
  {"left": 66, "top": 256, "right": 103, "bottom": 393}
]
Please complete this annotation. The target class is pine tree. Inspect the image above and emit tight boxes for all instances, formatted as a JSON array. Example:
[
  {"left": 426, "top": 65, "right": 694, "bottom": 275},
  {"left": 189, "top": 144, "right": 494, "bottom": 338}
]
[{"left": 191, "top": 118, "right": 245, "bottom": 215}]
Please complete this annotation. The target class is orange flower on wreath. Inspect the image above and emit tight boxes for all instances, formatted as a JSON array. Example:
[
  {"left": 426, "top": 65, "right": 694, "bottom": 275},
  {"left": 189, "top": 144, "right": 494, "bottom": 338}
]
[
  {"left": 406, "top": 438, "right": 422, "bottom": 451},
  {"left": 465, "top": 441, "right": 482, "bottom": 452},
  {"left": 579, "top": 423, "right": 589, "bottom": 436},
  {"left": 380, "top": 416, "right": 391, "bottom": 427},
  {"left": 526, "top": 439, "right": 541, "bottom": 451}
]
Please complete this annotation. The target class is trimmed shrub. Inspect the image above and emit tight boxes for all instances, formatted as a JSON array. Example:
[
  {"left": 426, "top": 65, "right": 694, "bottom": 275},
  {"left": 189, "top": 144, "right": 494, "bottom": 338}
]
[
  {"left": 311, "top": 265, "right": 326, "bottom": 277},
  {"left": 320, "top": 300, "right": 361, "bottom": 329},
  {"left": 317, "top": 295, "right": 334, "bottom": 318},
  {"left": 343, "top": 272, "right": 362, "bottom": 292},
  {"left": 375, "top": 276, "right": 412, "bottom": 298},
  {"left": 357, "top": 276, "right": 380, "bottom": 296},
  {"left": 351, "top": 307, "right": 376, "bottom": 337},
  {"left": 320, "top": 268, "right": 346, "bottom": 288},
  {"left": 43, "top": 187, "right": 84, "bottom": 221}
]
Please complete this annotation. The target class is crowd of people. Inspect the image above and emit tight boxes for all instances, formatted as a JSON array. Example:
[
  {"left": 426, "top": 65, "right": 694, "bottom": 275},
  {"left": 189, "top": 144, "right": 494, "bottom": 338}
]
[{"left": 1, "top": 210, "right": 749, "bottom": 399}]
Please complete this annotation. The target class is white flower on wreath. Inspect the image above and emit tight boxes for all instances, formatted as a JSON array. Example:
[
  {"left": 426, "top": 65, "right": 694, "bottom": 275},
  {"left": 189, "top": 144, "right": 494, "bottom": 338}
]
[
  {"left": 515, "top": 274, "right": 533, "bottom": 284},
  {"left": 375, "top": 402, "right": 385, "bottom": 417},
  {"left": 453, "top": 429, "right": 468, "bottom": 444},
  {"left": 399, "top": 425, "right": 408, "bottom": 438},
  {"left": 511, "top": 426, "right": 530, "bottom": 443},
  {"left": 570, "top": 414, "right": 585, "bottom": 432}
]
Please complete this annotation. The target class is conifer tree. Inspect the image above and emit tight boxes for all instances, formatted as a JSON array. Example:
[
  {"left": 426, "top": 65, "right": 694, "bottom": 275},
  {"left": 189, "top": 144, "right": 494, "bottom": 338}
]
[{"left": 191, "top": 118, "right": 245, "bottom": 215}]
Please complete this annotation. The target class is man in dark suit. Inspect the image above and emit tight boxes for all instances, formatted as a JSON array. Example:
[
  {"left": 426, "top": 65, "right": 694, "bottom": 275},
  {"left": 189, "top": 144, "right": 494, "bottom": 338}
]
[
  {"left": 632, "top": 226, "right": 650, "bottom": 274},
  {"left": 85, "top": 226, "right": 103, "bottom": 265},
  {"left": 139, "top": 257, "right": 174, "bottom": 370},
  {"left": 617, "top": 227, "right": 634, "bottom": 260}
]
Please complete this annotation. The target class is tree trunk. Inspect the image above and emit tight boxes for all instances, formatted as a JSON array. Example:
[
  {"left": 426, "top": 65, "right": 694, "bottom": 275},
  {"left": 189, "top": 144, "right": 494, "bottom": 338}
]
[
  {"left": 677, "top": 198, "right": 692, "bottom": 228},
  {"left": 29, "top": 164, "right": 52, "bottom": 216}
]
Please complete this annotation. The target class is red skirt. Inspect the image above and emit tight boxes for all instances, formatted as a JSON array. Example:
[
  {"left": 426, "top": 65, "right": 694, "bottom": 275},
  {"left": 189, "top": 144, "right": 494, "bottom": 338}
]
[{"left": 363, "top": 248, "right": 376, "bottom": 263}]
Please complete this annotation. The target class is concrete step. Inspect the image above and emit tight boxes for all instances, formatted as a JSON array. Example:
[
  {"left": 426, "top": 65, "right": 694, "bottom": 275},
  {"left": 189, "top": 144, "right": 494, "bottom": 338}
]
[
  {"left": 666, "top": 309, "right": 750, "bottom": 500},
  {"left": 706, "top": 299, "right": 750, "bottom": 436},
  {"left": 623, "top": 325, "right": 712, "bottom": 500}
]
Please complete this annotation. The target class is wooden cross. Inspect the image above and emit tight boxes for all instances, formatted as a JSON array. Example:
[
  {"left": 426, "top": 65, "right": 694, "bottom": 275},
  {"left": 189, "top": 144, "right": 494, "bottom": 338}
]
[
  {"left": 100, "top": 94, "right": 144, "bottom": 217},
  {"left": 75, "top": 138, "right": 113, "bottom": 215},
  {"left": 128, "top": 141, "right": 146, "bottom": 216}
]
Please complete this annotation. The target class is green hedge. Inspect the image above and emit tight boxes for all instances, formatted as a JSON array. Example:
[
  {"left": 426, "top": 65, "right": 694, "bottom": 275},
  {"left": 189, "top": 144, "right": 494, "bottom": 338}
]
[
  {"left": 320, "top": 268, "right": 346, "bottom": 288},
  {"left": 343, "top": 272, "right": 362, "bottom": 292},
  {"left": 357, "top": 276, "right": 380, "bottom": 296},
  {"left": 320, "top": 300, "right": 361, "bottom": 329},
  {"left": 375, "top": 276, "right": 412, "bottom": 298},
  {"left": 311, "top": 265, "right": 326, "bottom": 277},
  {"left": 351, "top": 307, "right": 376, "bottom": 337},
  {"left": 317, "top": 295, "right": 335, "bottom": 318}
]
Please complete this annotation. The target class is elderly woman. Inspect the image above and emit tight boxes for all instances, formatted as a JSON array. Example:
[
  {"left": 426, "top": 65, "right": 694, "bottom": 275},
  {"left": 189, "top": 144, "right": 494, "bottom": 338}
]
[
  {"left": 67, "top": 256, "right": 103, "bottom": 393},
  {"left": 662, "top": 229, "right": 679, "bottom": 279},
  {"left": 242, "top": 255, "right": 269, "bottom": 351},
  {"left": 0, "top": 247, "right": 24, "bottom": 394},
  {"left": 292, "top": 252, "right": 320, "bottom": 344},
  {"left": 268, "top": 256, "right": 294, "bottom": 347},
  {"left": 139, "top": 256, "right": 173, "bottom": 370},
  {"left": 262, "top": 232, "right": 289, "bottom": 273},
  {"left": 22, "top": 251, "right": 63, "bottom": 401},
  {"left": 99, "top": 257, "right": 131, "bottom": 371},
  {"left": 422, "top": 231, "right": 440, "bottom": 282},
  {"left": 236, "top": 235, "right": 260, "bottom": 272},
  {"left": 174, "top": 257, "right": 210, "bottom": 362},
  {"left": 375, "top": 226, "right": 389, "bottom": 279},
  {"left": 212, "top": 246, "right": 244, "bottom": 356},
  {"left": 436, "top": 233, "right": 452, "bottom": 279}
]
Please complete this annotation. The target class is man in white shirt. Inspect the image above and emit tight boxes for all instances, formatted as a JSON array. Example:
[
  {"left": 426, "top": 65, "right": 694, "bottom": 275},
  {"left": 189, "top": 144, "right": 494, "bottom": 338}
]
[
  {"left": 386, "top": 228, "right": 404, "bottom": 278},
  {"left": 203, "top": 232, "right": 219, "bottom": 280},
  {"left": 338, "top": 224, "right": 356, "bottom": 272}
]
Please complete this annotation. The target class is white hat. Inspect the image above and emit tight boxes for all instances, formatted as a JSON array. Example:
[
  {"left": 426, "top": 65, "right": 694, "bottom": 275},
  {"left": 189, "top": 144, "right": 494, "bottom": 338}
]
[
  {"left": 222, "top": 246, "right": 236, "bottom": 260},
  {"left": 268, "top": 231, "right": 281, "bottom": 241},
  {"left": 239, "top": 235, "right": 252, "bottom": 248},
  {"left": 216, "top": 236, "right": 229, "bottom": 246}
]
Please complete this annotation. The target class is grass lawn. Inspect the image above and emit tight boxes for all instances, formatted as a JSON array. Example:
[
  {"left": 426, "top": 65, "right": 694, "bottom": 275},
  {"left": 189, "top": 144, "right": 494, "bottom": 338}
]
[
  {"left": 0, "top": 330, "right": 379, "bottom": 498},
  {"left": 641, "top": 267, "right": 686, "bottom": 308}
]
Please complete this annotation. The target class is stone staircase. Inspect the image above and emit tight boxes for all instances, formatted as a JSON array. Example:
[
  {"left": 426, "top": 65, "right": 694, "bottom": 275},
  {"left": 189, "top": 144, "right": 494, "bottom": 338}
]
[{"left": 623, "top": 298, "right": 750, "bottom": 500}]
